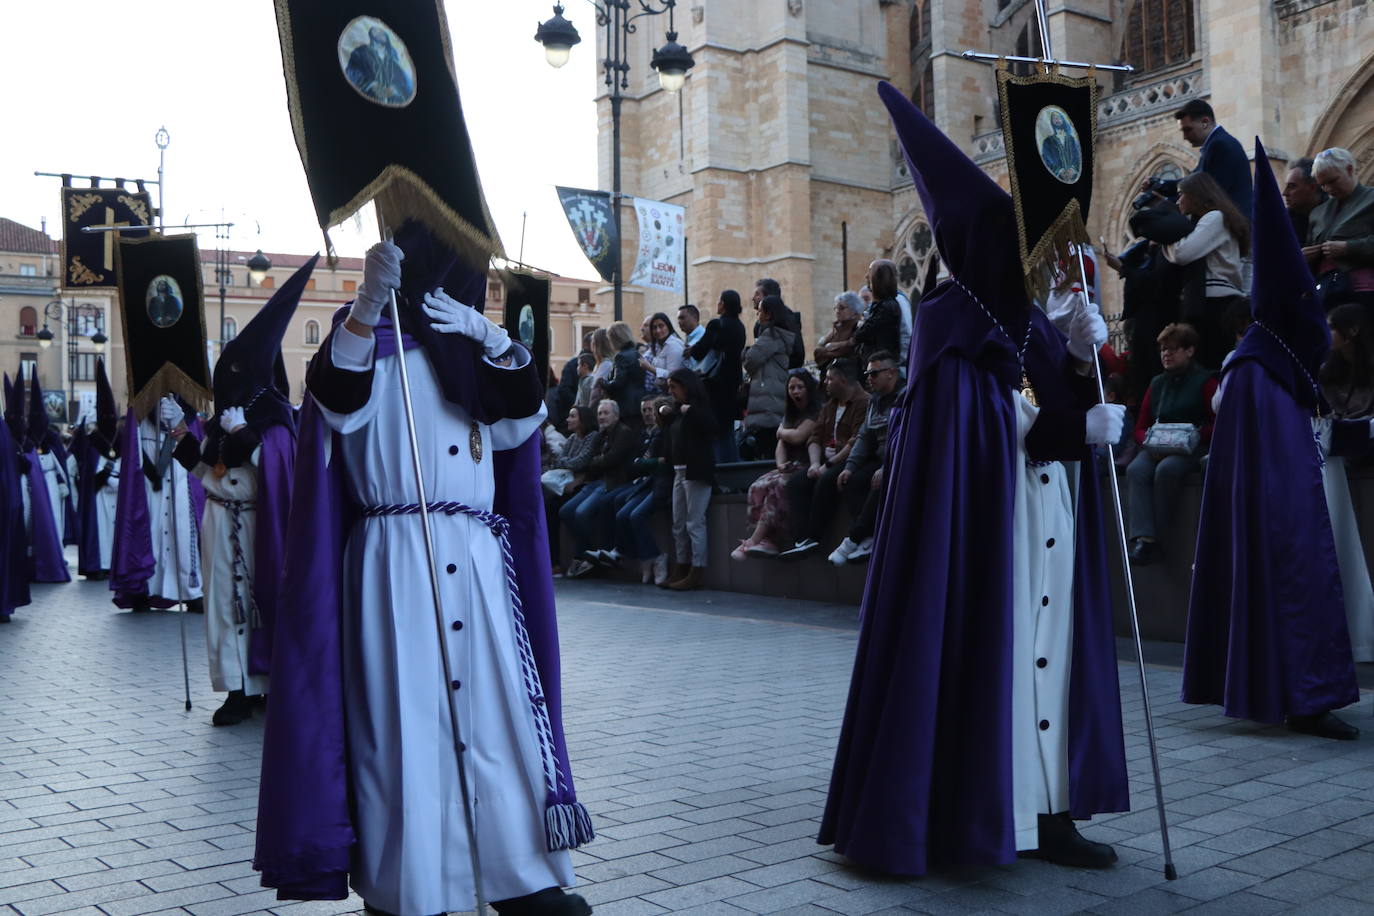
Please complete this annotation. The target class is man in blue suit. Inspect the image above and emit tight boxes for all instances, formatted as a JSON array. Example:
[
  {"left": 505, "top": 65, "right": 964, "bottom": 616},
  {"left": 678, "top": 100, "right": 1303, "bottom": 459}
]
[{"left": 1145, "top": 99, "right": 1252, "bottom": 217}]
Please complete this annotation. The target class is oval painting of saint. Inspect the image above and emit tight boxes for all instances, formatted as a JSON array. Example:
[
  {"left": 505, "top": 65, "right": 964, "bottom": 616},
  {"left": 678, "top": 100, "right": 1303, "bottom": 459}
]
[
  {"left": 145, "top": 275, "right": 184, "bottom": 329},
  {"left": 518, "top": 305, "right": 536, "bottom": 349},
  {"left": 1035, "top": 105, "right": 1083, "bottom": 185},
  {"left": 337, "top": 16, "right": 417, "bottom": 108}
]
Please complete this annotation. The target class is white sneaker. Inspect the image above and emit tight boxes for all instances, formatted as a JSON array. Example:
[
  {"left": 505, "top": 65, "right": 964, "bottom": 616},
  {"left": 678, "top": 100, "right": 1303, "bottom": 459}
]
[
  {"left": 640, "top": 559, "right": 654, "bottom": 584},
  {"left": 849, "top": 537, "right": 874, "bottom": 562},
  {"left": 652, "top": 554, "right": 670, "bottom": 585},
  {"left": 828, "top": 538, "right": 860, "bottom": 566}
]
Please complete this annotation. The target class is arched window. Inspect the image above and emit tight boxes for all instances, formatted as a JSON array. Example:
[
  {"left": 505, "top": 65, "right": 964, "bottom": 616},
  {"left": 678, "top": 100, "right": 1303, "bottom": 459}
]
[
  {"left": 19, "top": 306, "right": 37, "bottom": 337},
  {"left": 908, "top": 0, "right": 931, "bottom": 48},
  {"left": 895, "top": 218, "right": 939, "bottom": 302},
  {"left": 1121, "top": 0, "right": 1195, "bottom": 78},
  {"left": 304, "top": 320, "right": 320, "bottom": 345},
  {"left": 223, "top": 317, "right": 237, "bottom": 341}
]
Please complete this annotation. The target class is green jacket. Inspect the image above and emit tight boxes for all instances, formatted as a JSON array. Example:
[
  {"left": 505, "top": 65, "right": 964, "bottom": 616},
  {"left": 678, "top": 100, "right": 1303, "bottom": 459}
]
[{"left": 1308, "top": 184, "right": 1374, "bottom": 272}]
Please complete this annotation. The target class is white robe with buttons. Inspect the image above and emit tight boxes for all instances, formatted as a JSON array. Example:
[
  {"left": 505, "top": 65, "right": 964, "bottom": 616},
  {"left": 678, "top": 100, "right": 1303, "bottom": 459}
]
[
  {"left": 38, "top": 451, "right": 67, "bottom": 546},
  {"left": 1011, "top": 395, "right": 1076, "bottom": 851},
  {"left": 193, "top": 452, "right": 268, "bottom": 695},
  {"left": 321, "top": 327, "right": 570, "bottom": 915},
  {"left": 139, "top": 415, "right": 202, "bottom": 603}
]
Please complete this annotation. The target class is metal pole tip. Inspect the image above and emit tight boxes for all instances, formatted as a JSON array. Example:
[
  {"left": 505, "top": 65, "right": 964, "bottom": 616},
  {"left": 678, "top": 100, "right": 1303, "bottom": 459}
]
[{"left": 1164, "top": 863, "right": 1178, "bottom": 880}]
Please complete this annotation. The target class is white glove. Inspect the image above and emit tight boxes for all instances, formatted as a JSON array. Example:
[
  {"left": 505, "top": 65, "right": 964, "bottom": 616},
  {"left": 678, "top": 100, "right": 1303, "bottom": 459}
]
[
  {"left": 159, "top": 398, "right": 184, "bottom": 430},
  {"left": 350, "top": 240, "right": 404, "bottom": 327},
  {"left": 1367, "top": 418, "right": 1374, "bottom": 440},
  {"left": 1084, "top": 403, "right": 1126, "bottom": 446},
  {"left": 1067, "top": 303, "right": 1108, "bottom": 363},
  {"left": 422, "top": 288, "right": 511, "bottom": 357},
  {"left": 219, "top": 406, "right": 247, "bottom": 433}
]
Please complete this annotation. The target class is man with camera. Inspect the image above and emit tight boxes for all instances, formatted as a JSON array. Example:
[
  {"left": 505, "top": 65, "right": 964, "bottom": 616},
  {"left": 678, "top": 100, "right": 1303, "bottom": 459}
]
[{"left": 1138, "top": 100, "right": 1252, "bottom": 216}]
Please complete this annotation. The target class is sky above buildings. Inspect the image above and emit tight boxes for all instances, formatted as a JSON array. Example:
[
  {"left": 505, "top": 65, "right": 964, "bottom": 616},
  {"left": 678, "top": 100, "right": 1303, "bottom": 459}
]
[{"left": 2, "top": 1, "right": 602, "bottom": 280}]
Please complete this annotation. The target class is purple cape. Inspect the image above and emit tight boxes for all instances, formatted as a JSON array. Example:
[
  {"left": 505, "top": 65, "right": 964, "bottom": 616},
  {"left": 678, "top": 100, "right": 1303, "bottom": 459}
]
[
  {"left": 71, "top": 427, "right": 104, "bottom": 576},
  {"left": 247, "top": 423, "right": 295, "bottom": 676},
  {"left": 25, "top": 449, "right": 69, "bottom": 584},
  {"left": 110, "top": 408, "right": 203, "bottom": 608},
  {"left": 818, "top": 292, "right": 1129, "bottom": 875},
  {"left": 2, "top": 422, "right": 30, "bottom": 617},
  {"left": 253, "top": 333, "right": 587, "bottom": 900},
  {"left": 1182, "top": 358, "right": 1359, "bottom": 721}
]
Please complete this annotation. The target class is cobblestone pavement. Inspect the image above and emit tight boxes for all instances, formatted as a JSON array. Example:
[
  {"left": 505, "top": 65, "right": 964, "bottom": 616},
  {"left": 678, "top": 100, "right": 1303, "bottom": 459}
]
[{"left": 4, "top": 573, "right": 1374, "bottom": 915}]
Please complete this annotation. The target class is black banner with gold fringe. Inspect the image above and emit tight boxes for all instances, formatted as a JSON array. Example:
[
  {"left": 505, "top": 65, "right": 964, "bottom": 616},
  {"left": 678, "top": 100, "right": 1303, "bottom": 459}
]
[
  {"left": 996, "top": 67, "right": 1097, "bottom": 300},
  {"left": 274, "top": 0, "right": 502, "bottom": 266},
  {"left": 501, "top": 270, "right": 551, "bottom": 381},
  {"left": 114, "top": 233, "right": 212, "bottom": 420}
]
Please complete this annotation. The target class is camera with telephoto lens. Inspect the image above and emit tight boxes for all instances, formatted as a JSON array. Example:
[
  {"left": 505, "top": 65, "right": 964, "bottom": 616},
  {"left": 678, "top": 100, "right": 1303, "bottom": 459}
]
[{"left": 1131, "top": 176, "right": 1175, "bottom": 211}]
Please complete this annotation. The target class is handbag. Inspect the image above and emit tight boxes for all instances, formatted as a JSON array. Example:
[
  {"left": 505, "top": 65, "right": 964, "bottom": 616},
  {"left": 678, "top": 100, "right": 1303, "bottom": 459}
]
[
  {"left": 1142, "top": 422, "right": 1200, "bottom": 458},
  {"left": 1316, "top": 268, "right": 1354, "bottom": 310},
  {"left": 541, "top": 468, "right": 575, "bottom": 496}
]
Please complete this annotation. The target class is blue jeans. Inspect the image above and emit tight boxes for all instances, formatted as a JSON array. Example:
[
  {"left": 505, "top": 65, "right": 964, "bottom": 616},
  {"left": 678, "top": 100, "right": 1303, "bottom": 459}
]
[
  {"left": 1126, "top": 449, "right": 1200, "bottom": 543},
  {"left": 559, "top": 482, "right": 605, "bottom": 554},
  {"left": 615, "top": 480, "right": 667, "bottom": 560}
]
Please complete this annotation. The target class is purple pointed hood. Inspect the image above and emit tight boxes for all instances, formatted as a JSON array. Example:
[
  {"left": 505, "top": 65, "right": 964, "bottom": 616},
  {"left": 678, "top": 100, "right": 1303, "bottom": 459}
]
[
  {"left": 26, "top": 367, "right": 50, "bottom": 451},
  {"left": 94, "top": 358, "right": 118, "bottom": 455},
  {"left": 877, "top": 81, "right": 1027, "bottom": 323},
  {"left": 3, "top": 372, "right": 22, "bottom": 444},
  {"left": 1231, "top": 138, "right": 1329, "bottom": 408}
]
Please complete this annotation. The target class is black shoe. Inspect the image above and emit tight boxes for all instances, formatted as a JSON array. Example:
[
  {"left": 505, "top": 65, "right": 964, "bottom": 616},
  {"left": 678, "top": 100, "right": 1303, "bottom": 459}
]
[
  {"left": 778, "top": 538, "right": 820, "bottom": 560},
  {"left": 212, "top": 690, "right": 253, "bottom": 727},
  {"left": 363, "top": 905, "right": 442, "bottom": 916},
  {"left": 1287, "top": 712, "right": 1360, "bottom": 740},
  {"left": 492, "top": 887, "right": 592, "bottom": 916},
  {"left": 1025, "top": 812, "right": 1117, "bottom": 869},
  {"left": 1127, "top": 539, "right": 1157, "bottom": 564},
  {"left": 131, "top": 602, "right": 152, "bottom": 614},
  {"left": 185, "top": 598, "right": 205, "bottom": 614}
]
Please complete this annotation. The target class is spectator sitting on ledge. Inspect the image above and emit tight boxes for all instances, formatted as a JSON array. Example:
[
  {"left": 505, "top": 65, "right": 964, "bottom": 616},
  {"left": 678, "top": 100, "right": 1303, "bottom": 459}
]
[
  {"left": 830, "top": 351, "right": 905, "bottom": 565},
  {"left": 732, "top": 369, "right": 820, "bottom": 560},
  {"left": 1126, "top": 322, "right": 1218, "bottom": 565},
  {"left": 561, "top": 398, "right": 640, "bottom": 579}
]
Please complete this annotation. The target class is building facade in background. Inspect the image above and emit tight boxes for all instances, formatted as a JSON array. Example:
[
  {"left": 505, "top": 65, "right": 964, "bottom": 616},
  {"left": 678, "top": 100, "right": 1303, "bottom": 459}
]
[
  {"left": 0, "top": 216, "right": 602, "bottom": 419},
  {"left": 597, "top": 0, "right": 1374, "bottom": 341}
]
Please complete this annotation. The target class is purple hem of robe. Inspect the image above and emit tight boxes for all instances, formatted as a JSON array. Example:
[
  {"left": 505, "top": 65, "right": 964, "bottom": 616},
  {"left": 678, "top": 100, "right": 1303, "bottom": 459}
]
[
  {"left": 25, "top": 449, "right": 69, "bottom": 584},
  {"left": 253, "top": 343, "right": 586, "bottom": 900},
  {"left": 110, "top": 409, "right": 155, "bottom": 607},
  {"left": 1183, "top": 358, "right": 1359, "bottom": 722},
  {"left": 818, "top": 299, "right": 1129, "bottom": 876},
  {"left": 248, "top": 422, "right": 295, "bottom": 676}
]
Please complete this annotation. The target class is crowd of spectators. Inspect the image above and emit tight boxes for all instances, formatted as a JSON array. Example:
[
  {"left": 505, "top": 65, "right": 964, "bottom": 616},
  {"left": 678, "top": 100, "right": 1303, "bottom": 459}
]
[{"left": 536, "top": 98, "right": 1374, "bottom": 588}]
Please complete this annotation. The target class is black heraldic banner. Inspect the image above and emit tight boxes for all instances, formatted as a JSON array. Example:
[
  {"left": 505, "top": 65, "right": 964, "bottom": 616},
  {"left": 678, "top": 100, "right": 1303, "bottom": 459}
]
[
  {"left": 115, "top": 234, "right": 212, "bottom": 420},
  {"left": 275, "top": 0, "right": 503, "bottom": 266},
  {"left": 996, "top": 67, "right": 1098, "bottom": 299},
  {"left": 502, "top": 271, "right": 551, "bottom": 383},
  {"left": 61, "top": 187, "right": 153, "bottom": 289}
]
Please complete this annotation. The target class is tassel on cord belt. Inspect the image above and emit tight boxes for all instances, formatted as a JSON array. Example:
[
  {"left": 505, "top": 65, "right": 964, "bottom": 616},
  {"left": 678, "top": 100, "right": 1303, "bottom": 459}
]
[
  {"left": 361, "top": 501, "right": 595, "bottom": 852},
  {"left": 208, "top": 495, "right": 259, "bottom": 627}
]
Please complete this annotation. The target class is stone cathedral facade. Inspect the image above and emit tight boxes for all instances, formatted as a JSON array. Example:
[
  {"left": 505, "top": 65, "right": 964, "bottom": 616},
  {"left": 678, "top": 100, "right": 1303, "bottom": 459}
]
[{"left": 596, "top": 0, "right": 1373, "bottom": 337}]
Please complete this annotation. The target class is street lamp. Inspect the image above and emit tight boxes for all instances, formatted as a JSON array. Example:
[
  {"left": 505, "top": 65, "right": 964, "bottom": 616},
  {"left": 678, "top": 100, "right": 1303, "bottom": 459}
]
[
  {"left": 535, "top": 0, "right": 694, "bottom": 321},
  {"left": 246, "top": 249, "right": 272, "bottom": 285}
]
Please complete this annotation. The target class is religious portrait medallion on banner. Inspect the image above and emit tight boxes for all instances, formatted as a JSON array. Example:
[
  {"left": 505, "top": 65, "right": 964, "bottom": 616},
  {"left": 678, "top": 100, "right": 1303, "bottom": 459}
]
[
  {"left": 337, "top": 16, "right": 417, "bottom": 108},
  {"left": 145, "top": 275, "right": 185, "bottom": 329},
  {"left": 1035, "top": 106, "right": 1082, "bottom": 185}
]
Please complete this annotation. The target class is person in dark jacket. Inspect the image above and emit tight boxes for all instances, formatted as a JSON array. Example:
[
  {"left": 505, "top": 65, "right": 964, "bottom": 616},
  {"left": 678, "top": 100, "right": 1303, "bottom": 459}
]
[
  {"left": 829, "top": 351, "right": 904, "bottom": 565},
  {"left": 560, "top": 399, "right": 640, "bottom": 578},
  {"left": 853, "top": 260, "right": 903, "bottom": 373},
  {"left": 691, "top": 290, "right": 746, "bottom": 462},
  {"left": 659, "top": 368, "right": 717, "bottom": 591},
  {"left": 600, "top": 396, "right": 674, "bottom": 584},
  {"left": 752, "top": 278, "right": 806, "bottom": 369},
  {"left": 1147, "top": 99, "right": 1252, "bottom": 217},
  {"left": 552, "top": 332, "right": 592, "bottom": 431},
  {"left": 600, "top": 320, "right": 648, "bottom": 427}
]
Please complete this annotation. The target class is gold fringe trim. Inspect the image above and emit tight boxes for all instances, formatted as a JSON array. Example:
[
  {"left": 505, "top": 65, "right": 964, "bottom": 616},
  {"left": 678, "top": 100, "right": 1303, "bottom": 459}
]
[
  {"left": 994, "top": 67, "right": 1099, "bottom": 304},
  {"left": 129, "top": 363, "right": 212, "bottom": 424}
]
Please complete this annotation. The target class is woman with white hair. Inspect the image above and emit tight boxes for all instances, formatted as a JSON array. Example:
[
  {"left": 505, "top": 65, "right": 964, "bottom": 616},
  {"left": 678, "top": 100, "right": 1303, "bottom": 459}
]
[
  {"left": 813, "top": 292, "right": 862, "bottom": 372},
  {"left": 1304, "top": 147, "right": 1374, "bottom": 312}
]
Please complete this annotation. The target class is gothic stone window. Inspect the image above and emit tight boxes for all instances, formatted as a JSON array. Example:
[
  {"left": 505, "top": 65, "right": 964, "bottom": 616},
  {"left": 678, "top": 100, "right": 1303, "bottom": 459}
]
[
  {"left": 896, "top": 218, "right": 939, "bottom": 302},
  {"left": 1121, "top": 0, "right": 1195, "bottom": 78},
  {"left": 304, "top": 319, "right": 321, "bottom": 346}
]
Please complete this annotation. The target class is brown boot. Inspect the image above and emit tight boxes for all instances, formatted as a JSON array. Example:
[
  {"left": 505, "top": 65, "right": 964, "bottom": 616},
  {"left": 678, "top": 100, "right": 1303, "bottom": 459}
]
[
  {"left": 669, "top": 566, "right": 705, "bottom": 591},
  {"left": 657, "top": 562, "right": 687, "bottom": 588}
]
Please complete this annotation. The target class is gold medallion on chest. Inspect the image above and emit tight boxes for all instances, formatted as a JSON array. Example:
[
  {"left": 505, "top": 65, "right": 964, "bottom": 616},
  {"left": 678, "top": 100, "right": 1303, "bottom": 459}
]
[
  {"left": 469, "top": 424, "right": 483, "bottom": 464},
  {"left": 1020, "top": 372, "right": 1039, "bottom": 408}
]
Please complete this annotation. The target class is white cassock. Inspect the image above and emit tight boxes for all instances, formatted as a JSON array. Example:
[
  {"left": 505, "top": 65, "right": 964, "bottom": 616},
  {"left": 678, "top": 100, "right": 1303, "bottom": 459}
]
[
  {"left": 320, "top": 326, "right": 571, "bottom": 915},
  {"left": 1011, "top": 394, "right": 1075, "bottom": 851},
  {"left": 194, "top": 451, "right": 268, "bottom": 695},
  {"left": 139, "top": 413, "right": 202, "bottom": 603},
  {"left": 1316, "top": 417, "right": 1374, "bottom": 662},
  {"left": 95, "top": 456, "right": 121, "bottom": 570},
  {"left": 37, "top": 451, "right": 67, "bottom": 544}
]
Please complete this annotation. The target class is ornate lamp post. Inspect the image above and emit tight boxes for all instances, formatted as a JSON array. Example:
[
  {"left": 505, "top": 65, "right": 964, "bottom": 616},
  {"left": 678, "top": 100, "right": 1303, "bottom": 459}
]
[{"left": 535, "top": 1, "right": 695, "bottom": 321}]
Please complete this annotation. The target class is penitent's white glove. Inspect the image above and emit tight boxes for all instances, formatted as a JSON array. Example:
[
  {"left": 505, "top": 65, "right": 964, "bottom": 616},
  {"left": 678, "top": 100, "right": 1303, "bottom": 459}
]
[
  {"left": 422, "top": 288, "right": 511, "bottom": 358},
  {"left": 1067, "top": 302, "right": 1108, "bottom": 363},
  {"left": 159, "top": 397, "right": 184, "bottom": 430},
  {"left": 219, "top": 406, "right": 247, "bottom": 433},
  {"left": 349, "top": 240, "right": 404, "bottom": 327},
  {"left": 1084, "top": 403, "right": 1126, "bottom": 446}
]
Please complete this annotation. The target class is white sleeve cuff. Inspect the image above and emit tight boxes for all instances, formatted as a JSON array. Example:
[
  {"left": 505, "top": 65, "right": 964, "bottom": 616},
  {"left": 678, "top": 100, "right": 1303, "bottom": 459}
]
[{"left": 331, "top": 325, "right": 377, "bottom": 372}]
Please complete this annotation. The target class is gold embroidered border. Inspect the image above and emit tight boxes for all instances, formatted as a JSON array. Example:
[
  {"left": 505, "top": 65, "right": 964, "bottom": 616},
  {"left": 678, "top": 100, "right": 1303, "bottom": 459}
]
[{"left": 995, "top": 66, "right": 1099, "bottom": 304}]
